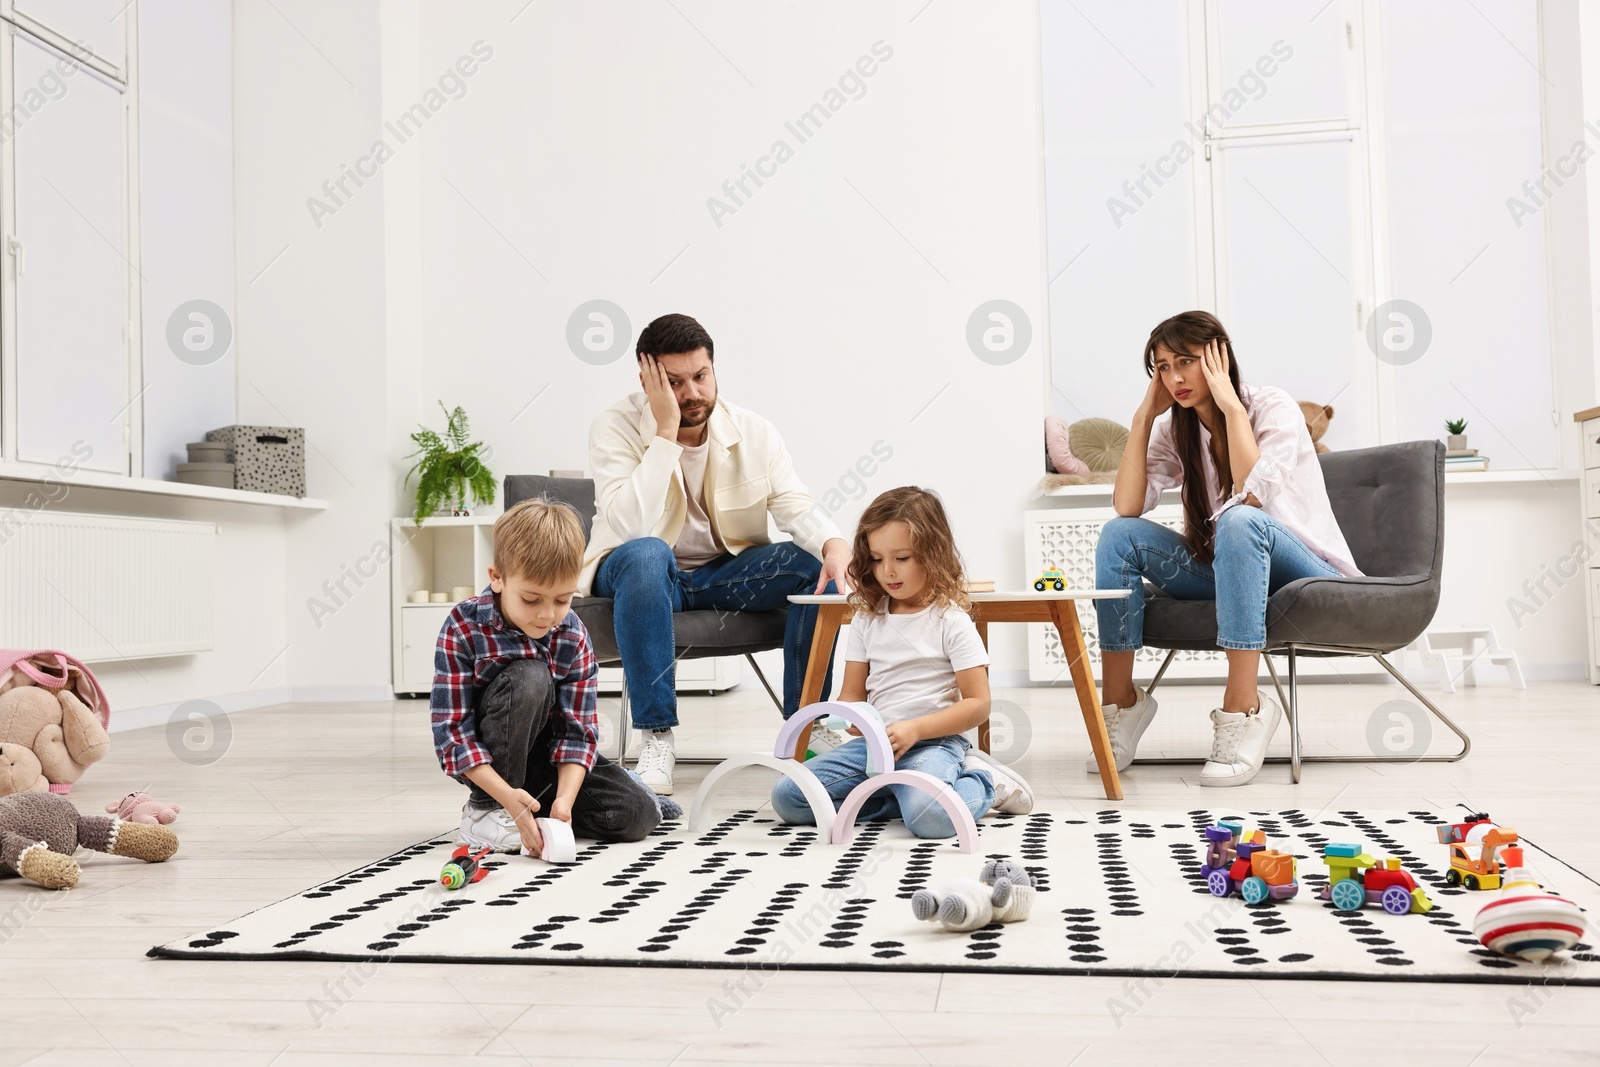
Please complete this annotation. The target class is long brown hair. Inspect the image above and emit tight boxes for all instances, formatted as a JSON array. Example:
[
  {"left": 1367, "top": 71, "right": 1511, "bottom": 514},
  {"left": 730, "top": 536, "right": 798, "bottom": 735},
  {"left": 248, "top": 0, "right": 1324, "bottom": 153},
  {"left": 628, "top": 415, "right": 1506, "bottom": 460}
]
[
  {"left": 1142, "top": 310, "right": 1245, "bottom": 564},
  {"left": 848, "top": 487, "right": 970, "bottom": 615}
]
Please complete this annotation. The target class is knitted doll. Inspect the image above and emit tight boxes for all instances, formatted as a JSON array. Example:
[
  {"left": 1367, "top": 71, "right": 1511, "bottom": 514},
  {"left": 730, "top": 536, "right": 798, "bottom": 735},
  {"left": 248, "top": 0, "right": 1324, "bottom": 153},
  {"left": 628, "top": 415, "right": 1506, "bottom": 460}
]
[
  {"left": 1, "top": 791, "right": 178, "bottom": 890},
  {"left": 105, "top": 791, "right": 181, "bottom": 825},
  {"left": 911, "top": 858, "right": 1038, "bottom": 933}
]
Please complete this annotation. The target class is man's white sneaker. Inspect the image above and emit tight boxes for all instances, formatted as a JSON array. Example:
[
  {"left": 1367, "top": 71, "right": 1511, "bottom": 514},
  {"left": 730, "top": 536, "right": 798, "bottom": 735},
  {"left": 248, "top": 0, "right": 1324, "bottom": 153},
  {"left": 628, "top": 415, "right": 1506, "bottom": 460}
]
[
  {"left": 806, "top": 722, "right": 853, "bottom": 759},
  {"left": 634, "top": 729, "right": 676, "bottom": 795},
  {"left": 458, "top": 802, "right": 522, "bottom": 853},
  {"left": 1199, "top": 696, "right": 1282, "bottom": 787},
  {"left": 1085, "top": 685, "right": 1159, "bottom": 774},
  {"left": 965, "top": 748, "right": 1035, "bottom": 815}
]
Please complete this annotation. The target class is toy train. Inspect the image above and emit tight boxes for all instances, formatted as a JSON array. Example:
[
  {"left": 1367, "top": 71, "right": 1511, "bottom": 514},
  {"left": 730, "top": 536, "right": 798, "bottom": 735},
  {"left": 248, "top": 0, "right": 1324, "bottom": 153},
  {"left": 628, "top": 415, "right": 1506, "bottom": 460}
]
[
  {"left": 1319, "top": 843, "right": 1433, "bottom": 914},
  {"left": 1200, "top": 822, "right": 1299, "bottom": 904}
]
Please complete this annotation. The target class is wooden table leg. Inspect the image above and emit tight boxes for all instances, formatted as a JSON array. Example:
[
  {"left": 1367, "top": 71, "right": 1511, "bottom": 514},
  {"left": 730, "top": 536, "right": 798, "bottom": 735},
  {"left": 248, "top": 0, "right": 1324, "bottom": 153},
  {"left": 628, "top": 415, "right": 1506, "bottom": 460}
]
[
  {"left": 975, "top": 620, "right": 992, "bottom": 754},
  {"left": 1050, "top": 600, "right": 1122, "bottom": 801},
  {"left": 793, "top": 603, "right": 847, "bottom": 762}
]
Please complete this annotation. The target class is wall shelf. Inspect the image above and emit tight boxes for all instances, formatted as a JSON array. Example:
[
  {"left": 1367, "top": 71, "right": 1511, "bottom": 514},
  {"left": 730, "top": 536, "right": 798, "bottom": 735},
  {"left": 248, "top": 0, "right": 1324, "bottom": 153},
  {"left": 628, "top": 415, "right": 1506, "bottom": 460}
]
[{"left": 0, "top": 461, "right": 328, "bottom": 510}]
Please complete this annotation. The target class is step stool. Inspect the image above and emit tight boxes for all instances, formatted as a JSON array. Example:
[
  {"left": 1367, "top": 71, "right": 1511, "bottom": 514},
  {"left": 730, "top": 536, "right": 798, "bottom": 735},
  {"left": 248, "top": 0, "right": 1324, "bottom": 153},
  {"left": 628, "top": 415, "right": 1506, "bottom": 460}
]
[{"left": 1407, "top": 625, "right": 1526, "bottom": 695}]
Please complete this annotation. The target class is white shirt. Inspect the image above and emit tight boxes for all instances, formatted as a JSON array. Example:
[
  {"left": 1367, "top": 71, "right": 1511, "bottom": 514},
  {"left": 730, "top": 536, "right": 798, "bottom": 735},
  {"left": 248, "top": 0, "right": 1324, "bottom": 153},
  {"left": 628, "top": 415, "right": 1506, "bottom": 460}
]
[
  {"left": 844, "top": 599, "right": 990, "bottom": 725},
  {"left": 673, "top": 439, "right": 726, "bottom": 571},
  {"left": 1143, "top": 383, "right": 1364, "bottom": 577}
]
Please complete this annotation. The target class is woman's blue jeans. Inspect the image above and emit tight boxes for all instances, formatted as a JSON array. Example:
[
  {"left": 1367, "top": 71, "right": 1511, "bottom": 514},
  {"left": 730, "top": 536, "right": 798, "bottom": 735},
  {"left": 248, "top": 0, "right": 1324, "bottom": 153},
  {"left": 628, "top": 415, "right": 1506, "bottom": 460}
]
[
  {"left": 770, "top": 735, "right": 993, "bottom": 840},
  {"left": 1094, "top": 508, "right": 1340, "bottom": 652},
  {"left": 592, "top": 538, "right": 836, "bottom": 730}
]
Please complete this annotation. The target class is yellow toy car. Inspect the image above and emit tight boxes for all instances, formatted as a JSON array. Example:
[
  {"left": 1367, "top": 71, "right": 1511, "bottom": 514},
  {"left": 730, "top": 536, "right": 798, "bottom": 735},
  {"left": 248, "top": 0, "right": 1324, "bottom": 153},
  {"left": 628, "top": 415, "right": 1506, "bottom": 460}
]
[{"left": 1033, "top": 567, "right": 1066, "bottom": 592}]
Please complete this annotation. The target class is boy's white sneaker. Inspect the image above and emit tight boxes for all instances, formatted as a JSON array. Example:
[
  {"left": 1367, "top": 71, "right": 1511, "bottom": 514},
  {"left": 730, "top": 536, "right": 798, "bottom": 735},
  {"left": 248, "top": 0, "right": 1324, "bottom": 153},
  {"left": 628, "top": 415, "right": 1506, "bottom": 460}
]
[
  {"left": 458, "top": 802, "right": 521, "bottom": 853},
  {"left": 1085, "top": 684, "right": 1159, "bottom": 774},
  {"left": 634, "top": 729, "right": 676, "bottom": 795},
  {"left": 1199, "top": 696, "right": 1282, "bottom": 787},
  {"left": 965, "top": 748, "right": 1035, "bottom": 815}
]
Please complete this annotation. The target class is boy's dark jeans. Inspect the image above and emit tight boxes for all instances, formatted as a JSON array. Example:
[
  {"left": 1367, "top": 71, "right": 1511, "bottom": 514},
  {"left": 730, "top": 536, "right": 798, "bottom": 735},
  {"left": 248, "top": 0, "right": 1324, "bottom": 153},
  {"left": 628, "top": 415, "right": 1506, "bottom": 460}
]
[{"left": 466, "top": 659, "right": 659, "bottom": 842}]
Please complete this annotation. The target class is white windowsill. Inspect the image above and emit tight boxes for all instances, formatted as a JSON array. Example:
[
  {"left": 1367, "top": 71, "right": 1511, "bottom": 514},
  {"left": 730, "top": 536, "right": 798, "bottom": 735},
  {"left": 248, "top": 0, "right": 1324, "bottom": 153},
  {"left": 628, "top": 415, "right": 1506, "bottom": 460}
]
[
  {"left": 0, "top": 461, "right": 328, "bottom": 510},
  {"left": 1040, "top": 469, "right": 1579, "bottom": 497}
]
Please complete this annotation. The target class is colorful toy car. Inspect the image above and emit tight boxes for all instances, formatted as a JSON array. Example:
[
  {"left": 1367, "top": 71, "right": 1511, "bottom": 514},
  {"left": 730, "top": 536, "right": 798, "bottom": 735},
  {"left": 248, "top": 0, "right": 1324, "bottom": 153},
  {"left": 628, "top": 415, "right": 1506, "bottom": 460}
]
[
  {"left": 1437, "top": 812, "right": 1522, "bottom": 890},
  {"left": 1200, "top": 822, "right": 1299, "bottom": 904},
  {"left": 1033, "top": 566, "right": 1066, "bottom": 592},
  {"left": 1319, "top": 843, "right": 1433, "bottom": 914}
]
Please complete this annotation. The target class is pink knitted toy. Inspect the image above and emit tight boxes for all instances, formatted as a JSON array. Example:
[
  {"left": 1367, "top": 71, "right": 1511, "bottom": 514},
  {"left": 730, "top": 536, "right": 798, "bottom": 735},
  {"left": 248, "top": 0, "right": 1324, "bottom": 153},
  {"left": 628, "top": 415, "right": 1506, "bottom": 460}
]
[{"left": 105, "top": 792, "right": 180, "bottom": 825}]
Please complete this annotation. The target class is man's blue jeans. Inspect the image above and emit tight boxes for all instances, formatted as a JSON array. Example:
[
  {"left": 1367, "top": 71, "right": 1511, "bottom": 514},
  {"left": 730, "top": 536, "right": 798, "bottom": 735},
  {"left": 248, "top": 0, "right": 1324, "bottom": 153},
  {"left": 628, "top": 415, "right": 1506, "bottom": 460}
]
[
  {"left": 592, "top": 538, "right": 837, "bottom": 730},
  {"left": 770, "top": 735, "right": 993, "bottom": 840},
  {"left": 1094, "top": 507, "right": 1341, "bottom": 652}
]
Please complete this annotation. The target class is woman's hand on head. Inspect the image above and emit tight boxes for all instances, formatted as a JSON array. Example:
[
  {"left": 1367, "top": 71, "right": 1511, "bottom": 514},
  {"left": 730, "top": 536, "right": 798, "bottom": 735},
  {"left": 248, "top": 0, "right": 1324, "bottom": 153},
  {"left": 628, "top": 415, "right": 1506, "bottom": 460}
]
[
  {"left": 1201, "top": 340, "right": 1244, "bottom": 414},
  {"left": 1139, "top": 371, "right": 1175, "bottom": 421}
]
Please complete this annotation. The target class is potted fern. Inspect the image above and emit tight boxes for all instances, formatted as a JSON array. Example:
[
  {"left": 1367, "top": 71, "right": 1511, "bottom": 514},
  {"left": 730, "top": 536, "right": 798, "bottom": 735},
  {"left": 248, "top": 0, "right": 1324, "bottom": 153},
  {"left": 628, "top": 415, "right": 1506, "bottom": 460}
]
[
  {"left": 405, "top": 402, "right": 495, "bottom": 524},
  {"left": 1445, "top": 418, "right": 1468, "bottom": 452}
]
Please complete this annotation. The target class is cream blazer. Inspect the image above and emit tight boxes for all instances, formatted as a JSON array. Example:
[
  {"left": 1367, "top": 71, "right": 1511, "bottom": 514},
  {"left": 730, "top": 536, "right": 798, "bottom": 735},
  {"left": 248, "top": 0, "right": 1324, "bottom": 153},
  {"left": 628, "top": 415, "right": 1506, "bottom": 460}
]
[{"left": 579, "top": 393, "right": 843, "bottom": 596}]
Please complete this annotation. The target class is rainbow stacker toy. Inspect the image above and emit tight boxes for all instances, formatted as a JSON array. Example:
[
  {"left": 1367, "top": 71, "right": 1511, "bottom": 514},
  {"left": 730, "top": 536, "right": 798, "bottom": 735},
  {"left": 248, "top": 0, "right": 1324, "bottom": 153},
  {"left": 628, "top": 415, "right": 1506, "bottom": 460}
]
[
  {"left": 1319, "top": 843, "right": 1433, "bottom": 914},
  {"left": 1200, "top": 821, "right": 1299, "bottom": 903}
]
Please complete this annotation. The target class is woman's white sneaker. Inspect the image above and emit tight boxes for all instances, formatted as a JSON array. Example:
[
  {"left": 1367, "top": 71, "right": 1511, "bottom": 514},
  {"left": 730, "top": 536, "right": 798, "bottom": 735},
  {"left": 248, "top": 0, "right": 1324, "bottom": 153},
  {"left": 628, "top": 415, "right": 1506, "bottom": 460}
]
[
  {"left": 1085, "top": 684, "right": 1159, "bottom": 774},
  {"left": 1199, "top": 696, "right": 1282, "bottom": 787}
]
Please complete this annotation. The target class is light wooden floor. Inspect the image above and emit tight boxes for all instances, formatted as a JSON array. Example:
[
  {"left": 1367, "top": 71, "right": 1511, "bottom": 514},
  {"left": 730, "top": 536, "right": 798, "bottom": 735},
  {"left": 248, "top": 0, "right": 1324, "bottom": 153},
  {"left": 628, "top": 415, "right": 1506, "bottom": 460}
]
[{"left": 4, "top": 673, "right": 1598, "bottom": 1065}]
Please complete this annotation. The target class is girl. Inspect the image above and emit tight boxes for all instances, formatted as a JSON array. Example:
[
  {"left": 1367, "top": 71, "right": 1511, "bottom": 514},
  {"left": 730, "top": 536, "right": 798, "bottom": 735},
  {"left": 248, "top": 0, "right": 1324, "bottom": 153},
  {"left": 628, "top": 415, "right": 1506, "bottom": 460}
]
[
  {"left": 1094, "top": 310, "right": 1363, "bottom": 787},
  {"left": 770, "top": 487, "right": 1033, "bottom": 838}
]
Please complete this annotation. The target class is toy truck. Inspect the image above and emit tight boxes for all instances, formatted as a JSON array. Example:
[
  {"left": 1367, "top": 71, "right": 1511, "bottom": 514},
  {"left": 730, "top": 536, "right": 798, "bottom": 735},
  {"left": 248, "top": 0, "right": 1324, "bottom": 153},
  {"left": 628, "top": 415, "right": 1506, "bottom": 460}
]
[
  {"left": 1319, "top": 843, "right": 1434, "bottom": 914},
  {"left": 1200, "top": 822, "right": 1299, "bottom": 904},
  {"left": 1436, "top": 812, "right": 1522, "bottom": 890}
]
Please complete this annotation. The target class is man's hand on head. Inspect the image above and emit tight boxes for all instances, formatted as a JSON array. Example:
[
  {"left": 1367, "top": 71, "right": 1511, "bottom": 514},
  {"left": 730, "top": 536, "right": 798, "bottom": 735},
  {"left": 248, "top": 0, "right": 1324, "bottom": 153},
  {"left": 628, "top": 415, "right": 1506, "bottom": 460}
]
[{"left": 640, "top": 356, "right": 681, "bottom": 441}]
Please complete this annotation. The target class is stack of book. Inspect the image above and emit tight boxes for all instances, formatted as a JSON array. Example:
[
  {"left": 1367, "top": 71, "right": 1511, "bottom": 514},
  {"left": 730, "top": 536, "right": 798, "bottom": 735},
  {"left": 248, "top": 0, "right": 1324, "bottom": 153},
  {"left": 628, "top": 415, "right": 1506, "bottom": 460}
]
[{"left": 1446, "top": 448, "right": 1489, "bottom": 472}]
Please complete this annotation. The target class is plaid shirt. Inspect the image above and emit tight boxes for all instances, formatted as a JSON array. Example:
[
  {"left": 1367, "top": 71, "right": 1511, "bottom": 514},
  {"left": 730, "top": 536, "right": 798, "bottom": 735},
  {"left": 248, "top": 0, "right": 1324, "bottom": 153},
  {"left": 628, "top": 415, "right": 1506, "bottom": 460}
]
[{"left": 430, "top": 591, "right": 599, "bottom": 781}]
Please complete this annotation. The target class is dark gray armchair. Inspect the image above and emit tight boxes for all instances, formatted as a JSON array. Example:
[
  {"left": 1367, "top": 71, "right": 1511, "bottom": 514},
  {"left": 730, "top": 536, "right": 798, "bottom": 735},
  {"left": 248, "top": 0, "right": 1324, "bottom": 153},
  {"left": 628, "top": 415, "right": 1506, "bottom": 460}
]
[
  {"left": 1136, "top": 439, "right": 1468, "bottom": 782},
  {"left": 503, "top": 475, "right": 788, "bottom": 763}
]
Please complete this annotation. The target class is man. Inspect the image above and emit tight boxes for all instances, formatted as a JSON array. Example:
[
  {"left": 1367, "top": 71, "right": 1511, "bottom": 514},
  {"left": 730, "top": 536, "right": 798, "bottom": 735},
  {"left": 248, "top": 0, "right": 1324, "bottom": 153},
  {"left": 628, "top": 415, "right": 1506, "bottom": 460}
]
[{"left": 581, "top": 313, "right": 851, "bottom": 794}]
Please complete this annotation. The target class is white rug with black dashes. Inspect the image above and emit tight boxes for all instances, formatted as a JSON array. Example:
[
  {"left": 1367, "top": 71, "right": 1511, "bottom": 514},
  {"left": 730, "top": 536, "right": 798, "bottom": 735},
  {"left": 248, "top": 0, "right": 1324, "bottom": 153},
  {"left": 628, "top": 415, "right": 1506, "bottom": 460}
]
[{"left": 150, "top": 807, "right": 1600, "bottom": 985}]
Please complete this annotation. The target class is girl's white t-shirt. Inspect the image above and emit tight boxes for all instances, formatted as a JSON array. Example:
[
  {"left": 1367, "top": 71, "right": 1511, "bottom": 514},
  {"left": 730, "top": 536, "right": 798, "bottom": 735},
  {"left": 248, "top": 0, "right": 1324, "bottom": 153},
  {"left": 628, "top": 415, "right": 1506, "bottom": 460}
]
[{"left": 844, "top": 599, "right": 990, "bottom": 725}]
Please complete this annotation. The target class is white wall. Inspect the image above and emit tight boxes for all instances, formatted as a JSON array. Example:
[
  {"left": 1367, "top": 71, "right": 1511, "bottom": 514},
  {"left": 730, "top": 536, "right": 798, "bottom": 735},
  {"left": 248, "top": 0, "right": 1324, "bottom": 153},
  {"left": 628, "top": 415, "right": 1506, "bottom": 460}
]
[
  {"left": 233, "top": 0, "right": 395, "bottom": 698},
  {"left": 425, "top": 0, "right": 1047, "bottom": 675}
]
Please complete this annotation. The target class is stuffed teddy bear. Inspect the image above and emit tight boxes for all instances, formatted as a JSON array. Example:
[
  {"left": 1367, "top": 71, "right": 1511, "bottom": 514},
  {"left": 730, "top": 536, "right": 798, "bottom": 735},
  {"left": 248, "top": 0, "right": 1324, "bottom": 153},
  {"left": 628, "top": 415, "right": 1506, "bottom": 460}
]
[
  {"left": 1298, "top": 400, "right": 1334, "bottom": 454},
  {"left": 910, "top": 858, "right": 1038, "bottom": 933},
  {"left": 1, "top": 791, "right": 178, "bottom": 890},
  {"left": 0, "top": 743, "right": 47, "bottom": 796},
  {"left": 0, "top": 685, "right": 110, "bottom": 797},
  {"left": 105, "top": 792, "right": 180, "bottom": 825}
]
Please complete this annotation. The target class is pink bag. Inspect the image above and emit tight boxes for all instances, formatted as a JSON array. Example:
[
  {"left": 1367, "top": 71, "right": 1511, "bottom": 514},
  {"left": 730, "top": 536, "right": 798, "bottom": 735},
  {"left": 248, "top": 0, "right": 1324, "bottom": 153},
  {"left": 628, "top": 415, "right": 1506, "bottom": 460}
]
[{"left": 0, "top": 649, "right": 110, "bottom": 729}]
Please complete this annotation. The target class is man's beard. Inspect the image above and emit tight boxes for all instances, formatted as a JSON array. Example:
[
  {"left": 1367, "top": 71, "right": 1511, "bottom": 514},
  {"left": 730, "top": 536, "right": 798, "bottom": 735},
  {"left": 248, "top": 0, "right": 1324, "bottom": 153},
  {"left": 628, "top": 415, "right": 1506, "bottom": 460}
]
[{"left": 680, "top": 397, "right": 714, "bottom": 427}]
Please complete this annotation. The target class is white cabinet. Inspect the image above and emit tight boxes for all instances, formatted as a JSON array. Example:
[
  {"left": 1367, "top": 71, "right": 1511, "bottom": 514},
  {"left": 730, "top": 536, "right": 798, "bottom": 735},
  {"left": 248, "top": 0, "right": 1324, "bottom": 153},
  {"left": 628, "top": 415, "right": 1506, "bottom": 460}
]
[
  {"left": 389, "top": 516, "right": 741, "bottom": 697},
  {"left": 6, "top": 28, "right": 131, "bottom": 472}
]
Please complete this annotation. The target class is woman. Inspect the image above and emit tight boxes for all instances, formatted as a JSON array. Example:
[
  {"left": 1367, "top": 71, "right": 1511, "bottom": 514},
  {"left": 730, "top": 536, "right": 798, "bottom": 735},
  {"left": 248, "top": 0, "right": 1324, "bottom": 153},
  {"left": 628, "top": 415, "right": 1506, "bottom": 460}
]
[{"left": 1094, "top": 310, "right": 1362, "bottom": 787}]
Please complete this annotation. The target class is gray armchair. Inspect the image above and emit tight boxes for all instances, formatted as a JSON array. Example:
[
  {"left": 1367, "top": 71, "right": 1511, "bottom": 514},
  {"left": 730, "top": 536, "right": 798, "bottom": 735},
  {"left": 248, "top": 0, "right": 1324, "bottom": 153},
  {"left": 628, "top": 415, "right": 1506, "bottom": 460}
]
[
  {"left": 1135, "top": 439, "right": 1468, "bottom": 782},
  {"left": 502, "top": 475, "right": 788, "bottom": 763}
]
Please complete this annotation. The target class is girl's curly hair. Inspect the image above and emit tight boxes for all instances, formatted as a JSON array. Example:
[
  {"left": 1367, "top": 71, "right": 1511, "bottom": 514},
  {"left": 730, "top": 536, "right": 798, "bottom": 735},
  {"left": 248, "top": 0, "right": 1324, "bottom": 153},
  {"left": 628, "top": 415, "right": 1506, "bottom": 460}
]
[{"left": 848, "top": 486, "right": 969, "bottom": 615}]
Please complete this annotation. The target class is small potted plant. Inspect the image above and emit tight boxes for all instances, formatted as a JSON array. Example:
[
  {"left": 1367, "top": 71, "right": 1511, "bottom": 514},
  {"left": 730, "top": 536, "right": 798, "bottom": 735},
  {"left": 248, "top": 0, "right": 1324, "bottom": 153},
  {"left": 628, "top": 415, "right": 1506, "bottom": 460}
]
[
  {"left": 1445, "top": 418, "right": 1468, "bottom": 451},
  {"left": 405, "top": 402, "right": 495, "bottom": 524}
]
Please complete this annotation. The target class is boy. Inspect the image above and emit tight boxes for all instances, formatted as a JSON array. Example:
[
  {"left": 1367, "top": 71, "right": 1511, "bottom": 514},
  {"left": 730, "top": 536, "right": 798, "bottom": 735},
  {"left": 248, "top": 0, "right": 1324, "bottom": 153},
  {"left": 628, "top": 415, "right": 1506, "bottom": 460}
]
[{"left": 431, "top": 499, "right": 664, "bottom": 853}]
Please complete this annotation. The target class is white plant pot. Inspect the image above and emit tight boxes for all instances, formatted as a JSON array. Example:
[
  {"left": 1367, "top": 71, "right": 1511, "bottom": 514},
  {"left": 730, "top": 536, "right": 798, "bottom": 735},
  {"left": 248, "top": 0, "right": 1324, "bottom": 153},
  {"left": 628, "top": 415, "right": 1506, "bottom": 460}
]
[{"left": 1447, "top": 434, "right": 1467, "bottom": 450}]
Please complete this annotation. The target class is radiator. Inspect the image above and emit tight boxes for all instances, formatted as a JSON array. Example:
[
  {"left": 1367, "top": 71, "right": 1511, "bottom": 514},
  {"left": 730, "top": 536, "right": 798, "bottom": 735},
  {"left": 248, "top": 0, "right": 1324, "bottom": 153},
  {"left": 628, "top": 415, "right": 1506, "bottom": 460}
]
[
  {"left": 1023, "top": 504, "right": 1343, "bottom": 683},
  {"left": 0, "top": 511, "right": 216, "bottom": 661}
]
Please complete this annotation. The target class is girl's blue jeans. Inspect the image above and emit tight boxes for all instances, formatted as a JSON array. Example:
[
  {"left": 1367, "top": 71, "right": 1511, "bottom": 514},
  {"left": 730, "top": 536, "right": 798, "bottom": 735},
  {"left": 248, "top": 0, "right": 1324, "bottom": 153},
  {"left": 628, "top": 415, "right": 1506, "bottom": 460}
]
[
  {"left": 770, "top": 735, "right": 994, "bottom": 840},
  {"left": 1093, "top": 507, "right": 1340, "bottom": 652}
]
